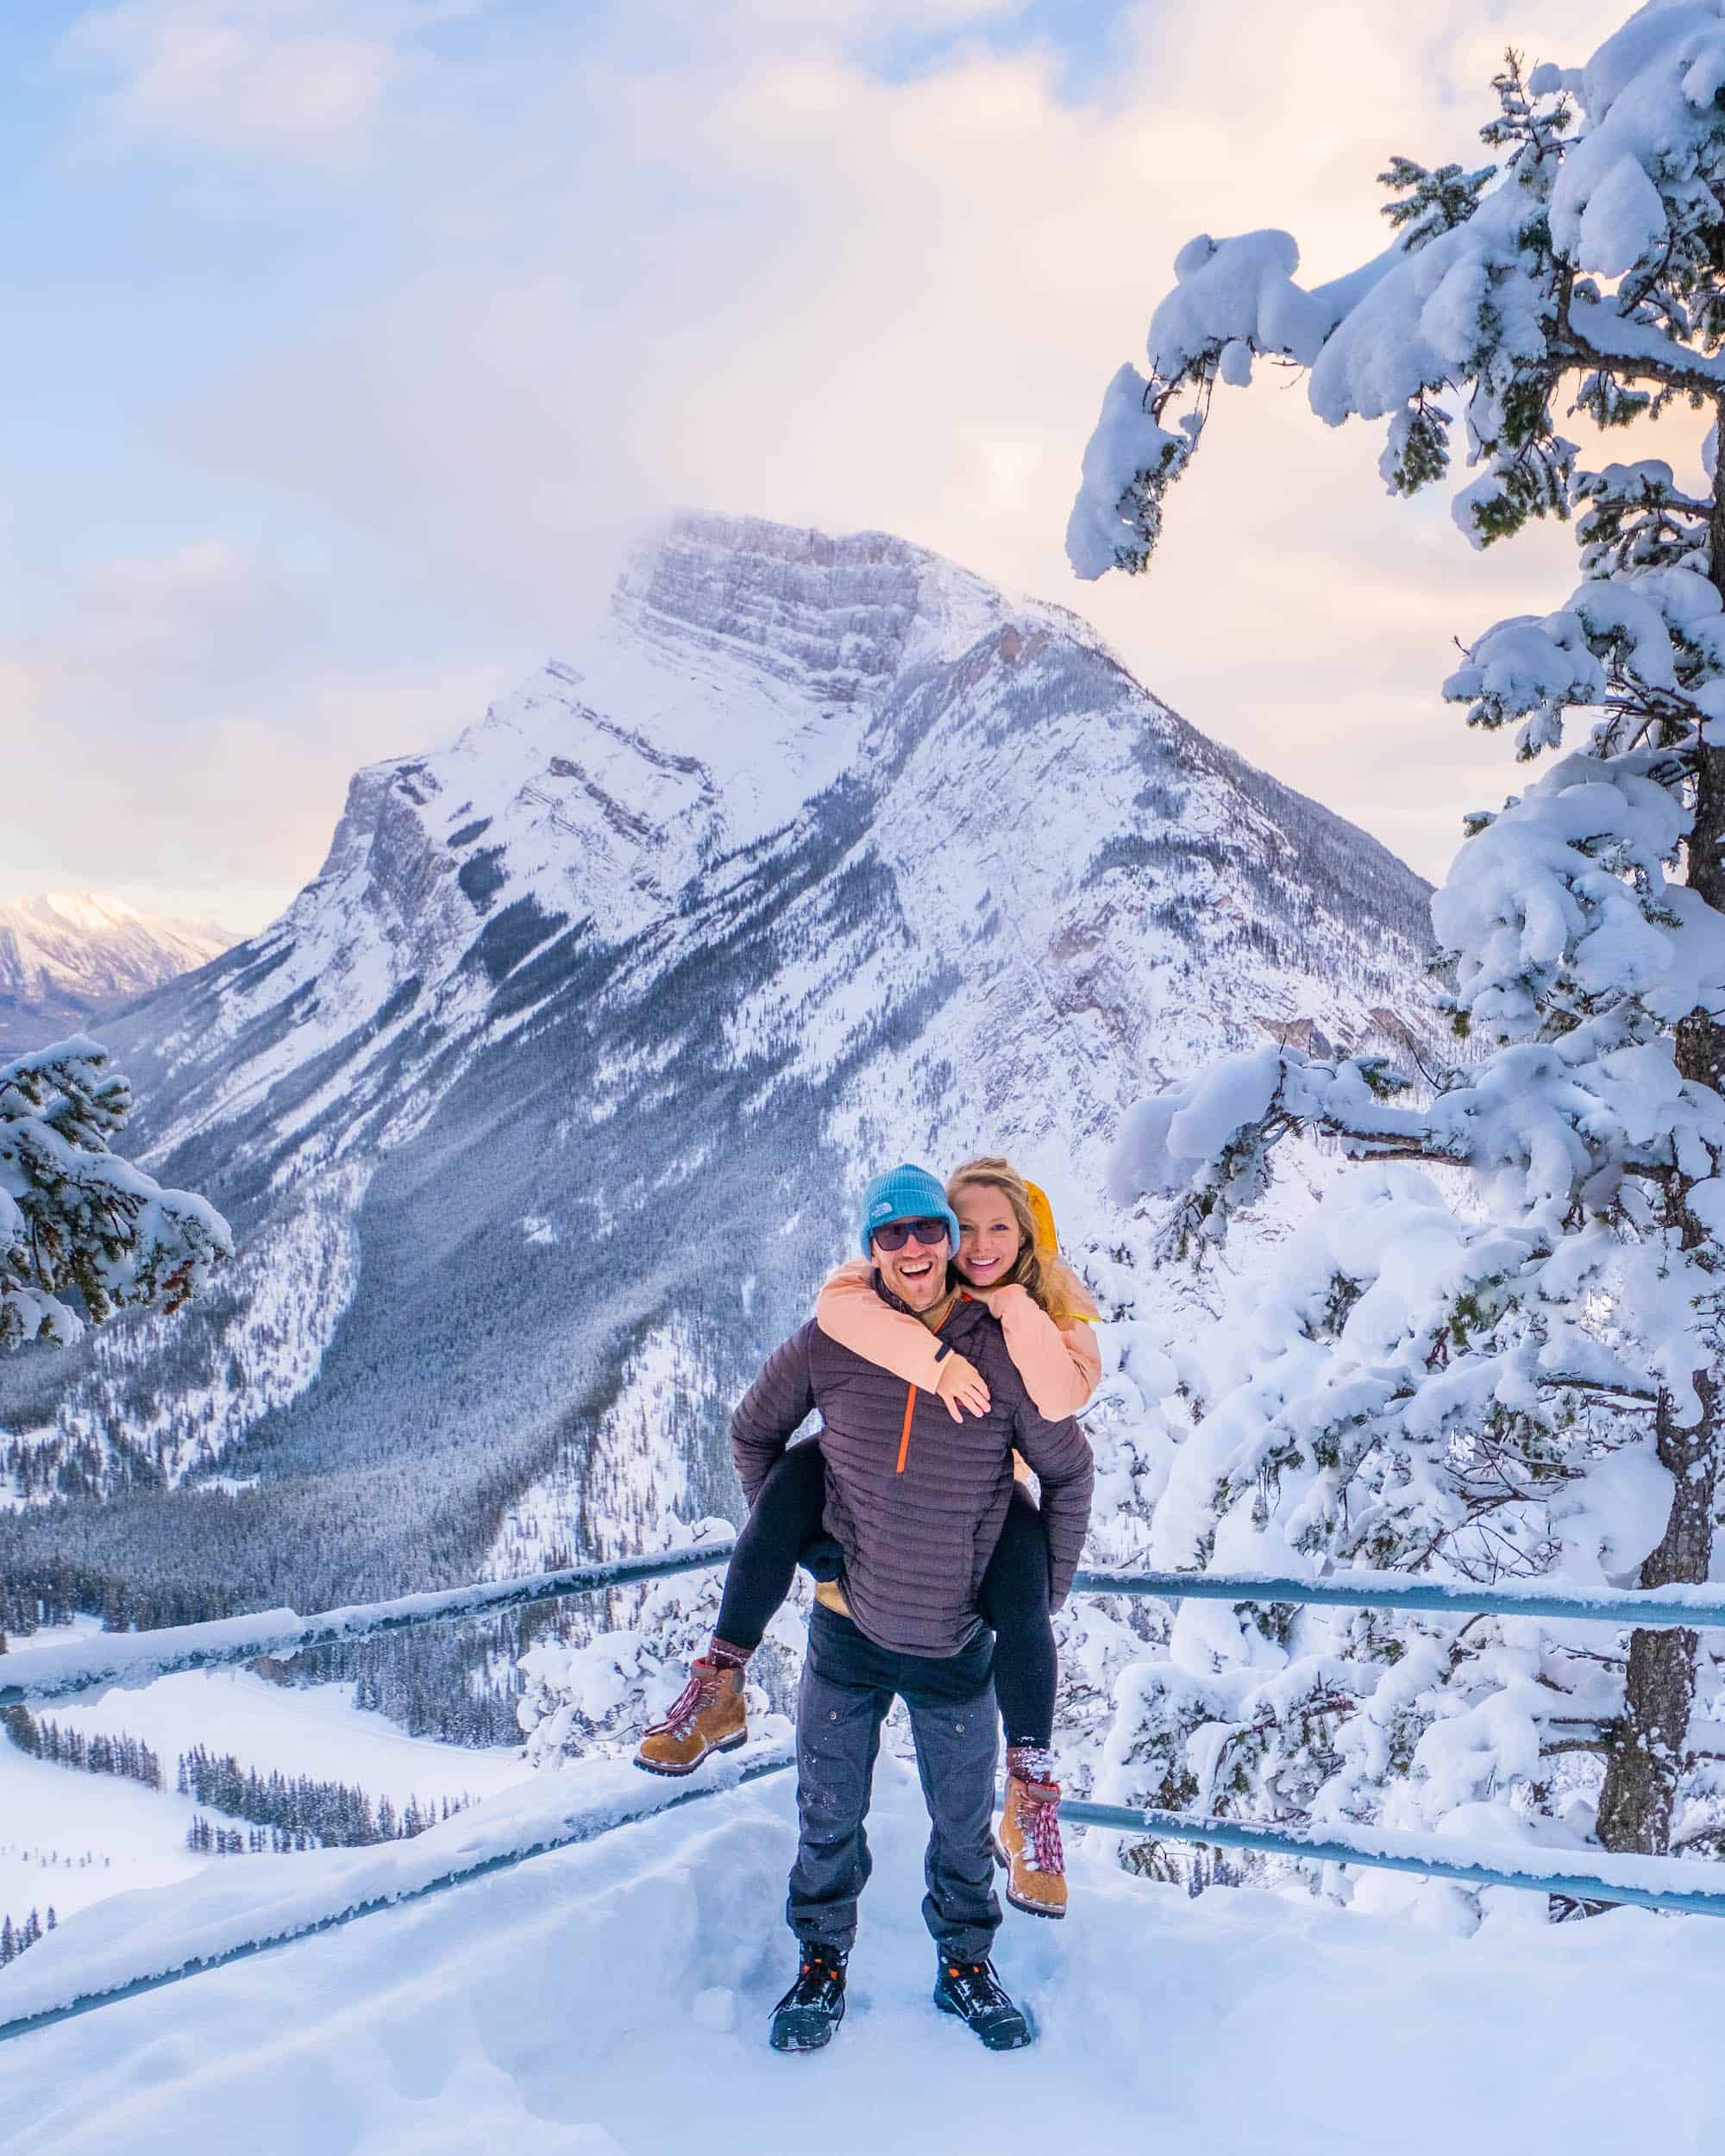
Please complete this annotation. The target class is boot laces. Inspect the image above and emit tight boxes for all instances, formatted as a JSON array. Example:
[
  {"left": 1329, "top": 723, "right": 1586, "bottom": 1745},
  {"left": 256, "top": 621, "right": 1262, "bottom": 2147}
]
[
  {"left": 649, "top": 1664, "right": 718, "bottom": 1738},
  {"left": 785, "top": 1949, "right": 844, "bottom": 2004},
  {"left": 946, "top": 1959, "right": 1007, "bottom": 2007},
  {"left": 1017, "top": 1780, "right": 1064, "bottom": 1876}
]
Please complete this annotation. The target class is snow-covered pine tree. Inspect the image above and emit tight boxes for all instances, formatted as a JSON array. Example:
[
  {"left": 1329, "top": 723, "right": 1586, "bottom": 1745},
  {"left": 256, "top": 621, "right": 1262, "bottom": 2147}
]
[
  {"left": 1070, "top": 11, "right": 1725, "bottom": 1875},
  {"left": 0, "top": 1034, "right": 232, "bottom": 1352}
]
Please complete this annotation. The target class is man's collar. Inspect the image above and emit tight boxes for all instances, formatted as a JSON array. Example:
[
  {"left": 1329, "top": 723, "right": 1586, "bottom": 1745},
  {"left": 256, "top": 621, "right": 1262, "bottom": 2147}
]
[{"left": 919, "top": 1286, "right": 961, "bottom": 1333}]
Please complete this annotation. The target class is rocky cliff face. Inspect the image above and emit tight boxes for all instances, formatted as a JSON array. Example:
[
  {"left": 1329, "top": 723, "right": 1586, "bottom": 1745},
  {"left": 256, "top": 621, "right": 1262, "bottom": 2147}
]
[
  {"left": 0, "top": 894, "right": 235, "bottom": 1056},
  {"left": 0, "top": 512, "right": 1440, "bottom": 1626}
]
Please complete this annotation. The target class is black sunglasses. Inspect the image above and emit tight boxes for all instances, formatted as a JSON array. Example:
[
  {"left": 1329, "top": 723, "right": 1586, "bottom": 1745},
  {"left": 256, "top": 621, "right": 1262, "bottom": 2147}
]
[{"left": 873, "top": 1217, "right": 950, "bottom": 1252}]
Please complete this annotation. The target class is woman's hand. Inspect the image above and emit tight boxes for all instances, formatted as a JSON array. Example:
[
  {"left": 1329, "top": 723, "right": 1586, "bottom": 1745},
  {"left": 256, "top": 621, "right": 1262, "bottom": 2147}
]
[{"left": 934, "top": 1351, "right": 991, "bottom": 1421}]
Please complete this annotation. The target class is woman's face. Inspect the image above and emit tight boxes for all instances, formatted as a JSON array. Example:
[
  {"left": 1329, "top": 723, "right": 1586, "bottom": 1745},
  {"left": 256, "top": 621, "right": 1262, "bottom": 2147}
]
[{"left": 953, "top": 1182, "right": 1023, "bottom": 1289}]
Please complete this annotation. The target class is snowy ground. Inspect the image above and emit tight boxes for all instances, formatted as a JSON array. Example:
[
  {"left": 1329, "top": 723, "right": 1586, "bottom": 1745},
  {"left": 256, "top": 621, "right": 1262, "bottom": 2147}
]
[
  {"left": 0, "top": 1743, "right": 205, "bottom": 1929},
  {"left": 7, "top": 1758, "right": 1723, "bottom": 2156},
  {"left": 47, "top": 1665, "right": 532, "bottom": 1812},
  {"left": 0, "top": 1638, "right": 533, "bottom": 1937}
]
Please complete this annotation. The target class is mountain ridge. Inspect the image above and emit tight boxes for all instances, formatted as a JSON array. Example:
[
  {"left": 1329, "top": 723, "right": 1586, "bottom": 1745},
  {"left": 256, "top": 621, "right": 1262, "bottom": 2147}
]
[
  {"left": 0, "top": 894, "right": 236, "bottom": 1056},
  {"left": 0, "top": 511, "right": 1439, "bottom": 1677}
]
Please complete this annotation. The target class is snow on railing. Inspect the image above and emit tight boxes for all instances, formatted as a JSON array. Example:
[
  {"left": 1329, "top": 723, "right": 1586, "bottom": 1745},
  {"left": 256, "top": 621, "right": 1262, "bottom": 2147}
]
[
  {"left": 1070, "top": 1564, "right": 1725, "bottom": 1630},
  {"left": 0, "top": 1543, "right": 731, "bottom": 1709},
  {"left": 0, "top": 1741, "right": 796, "bottom": 2048},
  {"left": 8, "top": 1548, "right": 1725, "bottom": 1712},
  {"left": 7, "top": 1539, "right": 1725, "bottom": 2052},
  {"left": 1058, "top": 1801, "right": 1725, "bottom": 1921}
]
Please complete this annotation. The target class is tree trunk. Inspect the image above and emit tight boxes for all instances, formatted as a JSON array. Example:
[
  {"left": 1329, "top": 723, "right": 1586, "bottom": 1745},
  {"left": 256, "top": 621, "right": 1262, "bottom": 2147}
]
[
  {"left": 1595, "top": 430, "right": 1725, "bottom": 1853},
  {"left": 1594, "top": 1375, "right": 1714, "bottom": 1852}
]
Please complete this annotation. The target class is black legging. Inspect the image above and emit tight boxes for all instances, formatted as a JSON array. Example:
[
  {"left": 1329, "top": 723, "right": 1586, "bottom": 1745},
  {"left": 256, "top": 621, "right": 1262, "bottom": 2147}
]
[{"left": 715, "top": 1440, "right": 1057, "bottom": 1750}]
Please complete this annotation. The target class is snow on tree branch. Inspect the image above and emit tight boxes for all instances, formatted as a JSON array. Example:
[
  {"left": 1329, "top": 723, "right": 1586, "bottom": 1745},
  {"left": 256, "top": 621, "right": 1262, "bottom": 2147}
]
[
  {"left": 1107, "top": 1044, "right": 1441, "bottom": 1252},
  {"left": 1080, "top": 4, "right": 1725, "bottom": 1873},
  {"left": 1065, "top": 363, "right": 1202, "bottom": 580},
  {"left": 1433, "top": 749, "right": 1725, "bottom": 1037},
  {"left": 1069, "top": 20, "right": 1725, "bottom": 582},
  {"left": 0, "top": 1035, "right": 233, "bottom": 1352}
]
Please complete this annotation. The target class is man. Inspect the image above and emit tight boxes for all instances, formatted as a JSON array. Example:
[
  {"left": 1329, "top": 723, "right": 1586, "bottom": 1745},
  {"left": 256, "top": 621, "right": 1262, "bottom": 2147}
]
[{"left": 732, "top": 1163, "right": 1094, "bottom": 2055}]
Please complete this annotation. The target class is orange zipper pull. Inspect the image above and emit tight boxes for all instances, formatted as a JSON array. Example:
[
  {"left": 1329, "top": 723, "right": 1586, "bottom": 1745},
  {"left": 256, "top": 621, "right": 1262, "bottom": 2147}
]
[{"left": 895, "top": 1384, "right": 916, "bottom": 1474}]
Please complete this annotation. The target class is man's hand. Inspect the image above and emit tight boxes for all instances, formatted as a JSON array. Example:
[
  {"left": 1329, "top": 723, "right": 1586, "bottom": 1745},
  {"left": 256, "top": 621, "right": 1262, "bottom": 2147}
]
[{"left": 934, "top": 1351, "right": 991, "bottom": 1421}]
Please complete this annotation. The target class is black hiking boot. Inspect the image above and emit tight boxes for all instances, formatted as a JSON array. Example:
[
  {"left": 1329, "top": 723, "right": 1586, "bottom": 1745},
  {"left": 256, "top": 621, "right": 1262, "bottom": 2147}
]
[
  {"left": 769, "top": 1944, "right": 848, "bottom": 2053},
  {"left": 932, "top": 1955, "right": 1034, "bottom": 2051}
]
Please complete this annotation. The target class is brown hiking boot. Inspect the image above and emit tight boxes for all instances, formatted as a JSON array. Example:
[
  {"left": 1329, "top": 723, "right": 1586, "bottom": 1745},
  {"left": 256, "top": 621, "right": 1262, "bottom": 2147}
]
[
  {"left": 634, "top": 1658, "right": 748, "bottom": 1777},
  {"left": 1000, "top": 1759, "right": 1067, "bottom": 1919}
]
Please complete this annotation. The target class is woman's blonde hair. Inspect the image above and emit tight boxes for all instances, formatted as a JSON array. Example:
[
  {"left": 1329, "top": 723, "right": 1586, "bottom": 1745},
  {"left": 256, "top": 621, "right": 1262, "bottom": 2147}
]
[{"left": 944, "top": 1156, "right": 1092, "bottom": 1329}]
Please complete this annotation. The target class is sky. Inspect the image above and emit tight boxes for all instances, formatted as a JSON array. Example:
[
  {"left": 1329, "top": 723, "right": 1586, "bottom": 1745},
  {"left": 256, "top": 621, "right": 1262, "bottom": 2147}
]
[{"left": 0, "top": 0, "right": 1643, "bottom": 933}]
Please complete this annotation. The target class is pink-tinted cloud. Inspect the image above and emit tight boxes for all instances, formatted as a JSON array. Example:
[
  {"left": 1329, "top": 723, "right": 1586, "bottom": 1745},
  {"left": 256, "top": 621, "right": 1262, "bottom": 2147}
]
[{"left": 23, "top": 1, "right": 1640, "bottom": 928}]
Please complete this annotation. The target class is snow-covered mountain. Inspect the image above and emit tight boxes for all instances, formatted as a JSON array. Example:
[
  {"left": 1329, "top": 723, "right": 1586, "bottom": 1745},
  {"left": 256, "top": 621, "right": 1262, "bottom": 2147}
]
[
  {"left": 0, "top": 511, "right": 1440, "bottom": 1634},
  {"left": 0, "top": 894, "right": 235, "bottom": 1056}
]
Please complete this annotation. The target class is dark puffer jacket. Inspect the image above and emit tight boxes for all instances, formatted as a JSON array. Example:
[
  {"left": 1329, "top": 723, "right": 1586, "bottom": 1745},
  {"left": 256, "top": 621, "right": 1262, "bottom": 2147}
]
[{"left": 731, "top": 1283, "right": 1095, "bottom": 1658}]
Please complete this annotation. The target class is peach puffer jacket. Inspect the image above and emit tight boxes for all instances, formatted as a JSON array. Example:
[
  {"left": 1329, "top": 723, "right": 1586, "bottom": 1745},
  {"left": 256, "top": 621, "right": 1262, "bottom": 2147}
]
[{"left": 816, "top": 1257, "right": 1101, "bottom": 1419}]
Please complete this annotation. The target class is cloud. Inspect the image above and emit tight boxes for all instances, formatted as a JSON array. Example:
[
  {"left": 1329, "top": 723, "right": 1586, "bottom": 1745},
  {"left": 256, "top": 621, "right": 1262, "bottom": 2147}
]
[
  {"left": 50, "top": 541, "right": 321, "bottom": 697},
  {"left": 0, "top": 536, "right": 511, "bottom": 927},
  {"left": 58, "top": 0, "right": 478, "bottom": 159},
  {"left": 30, "top": 0, "right": 1642, "bottom": 924}
]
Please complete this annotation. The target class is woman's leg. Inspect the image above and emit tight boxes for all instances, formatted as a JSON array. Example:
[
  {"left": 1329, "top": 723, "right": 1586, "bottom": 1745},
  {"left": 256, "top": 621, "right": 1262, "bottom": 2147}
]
[
  {"left": 637, "top": 1441, "right": 830, "bottom": 1775},
  {"left": 980, "top": 1484, "right": 1068, "bottom": 1916},
  {"left": 978, "top": 1485, "right": 1056, "bottom": 1753},
  {"left": 712, "top": 1439, "right": 829, "bottom": 1652}
]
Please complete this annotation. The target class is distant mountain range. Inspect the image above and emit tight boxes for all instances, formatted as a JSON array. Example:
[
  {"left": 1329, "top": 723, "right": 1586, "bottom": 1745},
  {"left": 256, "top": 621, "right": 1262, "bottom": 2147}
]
[
  {"left": 0, "top": 894, "right": 236, "bottom": 1056},
  {"left": 0, "top": 511, "right": 1440, "bottom": 1659}
]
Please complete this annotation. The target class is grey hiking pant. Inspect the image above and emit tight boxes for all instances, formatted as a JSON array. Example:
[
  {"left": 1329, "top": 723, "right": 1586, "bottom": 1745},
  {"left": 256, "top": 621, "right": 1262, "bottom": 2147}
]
[{"left": 786, "top": 1653, "right": 1002, "bottom": 1961}]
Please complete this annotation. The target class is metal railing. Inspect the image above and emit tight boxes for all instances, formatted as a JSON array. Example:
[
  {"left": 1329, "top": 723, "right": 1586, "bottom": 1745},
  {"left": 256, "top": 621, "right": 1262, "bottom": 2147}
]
[
  {"left": 8, "top": 1544, "right": 1725, "bottom": 1712},
  {"left": 4, "top": 1538, "right": 1725, "bottom": 2049},
  {"left": 0, "top": 1544, "right": 732, "bottom": 1710}
]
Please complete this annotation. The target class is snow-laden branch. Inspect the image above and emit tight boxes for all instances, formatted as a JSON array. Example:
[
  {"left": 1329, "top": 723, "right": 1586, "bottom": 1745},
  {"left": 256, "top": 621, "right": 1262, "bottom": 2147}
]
[
  {"left": 1433, "top": 750, "right": 1725, "bottom": 1038},
  {"left": 1444, "top": 566, "right": 1725, "bottom": 764},
  {"left": 1564, "top": 296, "right": 1725, "bottom": 396},
  {"left": 0, "top": 1036, "right": 233, "bottom": 1351},
  {"left": 1070, "top": 16, "right": 1725, "bottom": 583}
]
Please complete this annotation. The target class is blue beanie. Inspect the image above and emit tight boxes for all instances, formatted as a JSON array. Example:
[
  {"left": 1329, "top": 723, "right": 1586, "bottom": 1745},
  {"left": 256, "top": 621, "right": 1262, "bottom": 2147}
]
[{"left": 858, "top": 1163, "right": 961, "bottom": 1259}]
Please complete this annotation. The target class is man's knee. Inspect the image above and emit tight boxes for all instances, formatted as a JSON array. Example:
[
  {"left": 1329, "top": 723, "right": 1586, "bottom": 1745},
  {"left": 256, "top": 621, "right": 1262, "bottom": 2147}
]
[
  {"left": 909, "top": 1691, "right": 999, "bottom": 1837},
  {"left": 797, "top": 1668, "right": 882, "bottom": 1814}
]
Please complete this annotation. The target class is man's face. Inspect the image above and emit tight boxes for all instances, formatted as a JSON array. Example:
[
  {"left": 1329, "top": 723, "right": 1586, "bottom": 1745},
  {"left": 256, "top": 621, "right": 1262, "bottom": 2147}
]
[{"left": 872, "top": 1219, "right": 951, "bottom": 1313}]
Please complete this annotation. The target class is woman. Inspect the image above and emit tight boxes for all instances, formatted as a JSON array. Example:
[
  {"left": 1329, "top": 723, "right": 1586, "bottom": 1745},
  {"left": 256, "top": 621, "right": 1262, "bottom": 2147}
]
[{"left": 634, "top": 1157, "right": 1100, "bottom": 1917}]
